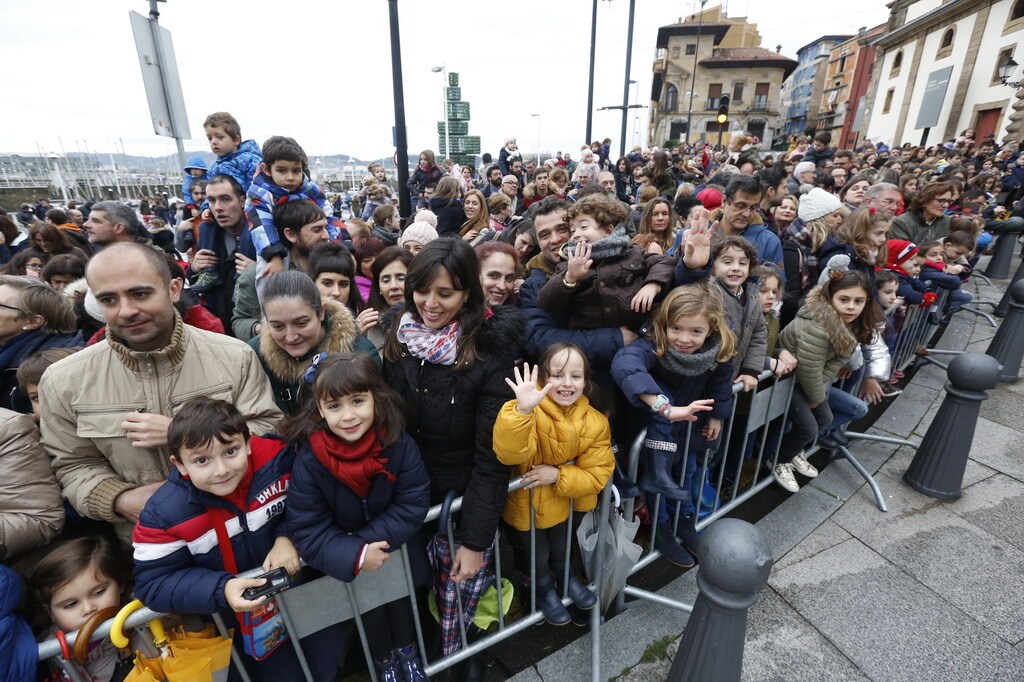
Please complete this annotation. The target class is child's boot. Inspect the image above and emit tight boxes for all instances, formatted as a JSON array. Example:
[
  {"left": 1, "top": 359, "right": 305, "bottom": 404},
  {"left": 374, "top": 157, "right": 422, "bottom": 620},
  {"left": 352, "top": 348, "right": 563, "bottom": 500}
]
[
  {"left": 640, "top": 448, "right": 691, "bottom": 503},
  {"left": 396, "top": 643, "right": 427, "bottom": 681},
  {"left": 536, "top": 579, "right": 571, "bottom": 626},
  {"left": 674, "top": 514, "right": 700, "bottom": 559},
  {"left": 558, "top": 575, "right": 597, "bottom": 611},
  {"left": 374, "top": 650, "right": 401, "bottom": 682},
  {"left": 655, "top": 522, "right": 696, "bottom": 568}
]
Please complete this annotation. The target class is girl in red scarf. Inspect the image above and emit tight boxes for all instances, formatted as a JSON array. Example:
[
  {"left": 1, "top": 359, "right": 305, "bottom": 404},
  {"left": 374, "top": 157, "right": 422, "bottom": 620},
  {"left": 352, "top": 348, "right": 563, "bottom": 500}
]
[{"left": 283, "top": 352, "right": 431, "bottom": 681}]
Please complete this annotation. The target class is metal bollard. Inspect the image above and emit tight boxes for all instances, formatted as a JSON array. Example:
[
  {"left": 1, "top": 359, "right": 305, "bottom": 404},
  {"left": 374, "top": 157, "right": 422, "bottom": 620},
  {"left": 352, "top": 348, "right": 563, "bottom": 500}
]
[
  {"left": 994, "top": 258, "right": 1024, "bottom": 317},
  {"left": 667, "top": 519, "right": 772, "bottom": 682},
  {"left": 903, "top": 353, "right": 1001, "bottom": 500},
  {"left": 987, "top": 280, "right": 1024, "bottom": 382},
  {"left": 983, "top": 227, "right": 1022, "bottom": 279}
]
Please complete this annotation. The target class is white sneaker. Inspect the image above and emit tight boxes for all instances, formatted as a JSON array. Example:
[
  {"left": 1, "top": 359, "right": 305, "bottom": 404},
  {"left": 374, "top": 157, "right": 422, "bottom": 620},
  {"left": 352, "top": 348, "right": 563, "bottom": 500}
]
[
  {"left": 791, "top": 453, "right": 819, "bottom": 479},
  {"left": 773, "top": 463, "right": 800, "bottom": 493}
]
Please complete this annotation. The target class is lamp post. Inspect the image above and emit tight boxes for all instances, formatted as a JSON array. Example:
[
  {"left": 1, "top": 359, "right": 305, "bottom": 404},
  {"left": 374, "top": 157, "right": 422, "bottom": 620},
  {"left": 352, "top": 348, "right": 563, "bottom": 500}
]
[
  {"left": 431, "top": 65, "right": 450, "bottom": 159},
  {"left": 684, "top": 0, "right": 709, "bottom": 146},
  {"left": 531, "top": 113, "right": 541, "bottom": 167},
  {"left": 618, "top": 0, "right": 637, "bottom": 159},
  {"left": 999, "top": 58, "right": 1022, "bottom": 88}
]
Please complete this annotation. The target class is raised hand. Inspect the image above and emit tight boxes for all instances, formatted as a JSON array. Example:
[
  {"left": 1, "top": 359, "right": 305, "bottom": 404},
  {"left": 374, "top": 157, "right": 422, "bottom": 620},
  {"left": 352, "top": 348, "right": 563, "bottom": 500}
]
[
  {"left": 665, "top": 398, "right": 715, "bottom": 422},
  {"left": 565, "top": 242, "right": 593, "bottom": 283},
  {"left": 683, "top": 209, "right": 717, "bottom": 269},
  {"left": 505, "top": 362, "right": 554, "bottom": 414}
]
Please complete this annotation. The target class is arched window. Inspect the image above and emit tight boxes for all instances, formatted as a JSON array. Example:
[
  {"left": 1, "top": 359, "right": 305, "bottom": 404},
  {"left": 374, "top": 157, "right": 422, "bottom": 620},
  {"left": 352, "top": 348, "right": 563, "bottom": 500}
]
[
  {"left": 890, "top": 50, "right": 903, "bottom": 76},
  {"left": 1013, "top": 0, "right": 1024, "bottom": 21},
  {"left": 936, "top": 27, "right": 955, "bottom": 59},
  {"left": 665, "top": 84, "right": 679, "bottom": 112}
]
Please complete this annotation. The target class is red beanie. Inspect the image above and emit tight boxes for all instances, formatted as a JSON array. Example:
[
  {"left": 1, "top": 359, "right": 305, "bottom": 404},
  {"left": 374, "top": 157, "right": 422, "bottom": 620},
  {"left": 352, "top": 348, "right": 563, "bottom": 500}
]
[
  {"left": 886, "top": 239, "right": 918, "bottom": 271},
  {"left": 696, "top": 187, "right": 724, "bottom": 211}
]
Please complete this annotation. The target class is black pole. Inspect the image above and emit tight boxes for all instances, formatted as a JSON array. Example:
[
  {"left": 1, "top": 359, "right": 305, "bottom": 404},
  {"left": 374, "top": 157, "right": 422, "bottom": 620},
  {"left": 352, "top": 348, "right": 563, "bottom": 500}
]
[
  {"left": 586, "top": 0, "right": 598, "bottom": 143},
  {"left": 388, "top": 0, "right": 411, "bottom": 220},
  {"left": 619, "top": 0, "right": 636, "bottom": 159}
]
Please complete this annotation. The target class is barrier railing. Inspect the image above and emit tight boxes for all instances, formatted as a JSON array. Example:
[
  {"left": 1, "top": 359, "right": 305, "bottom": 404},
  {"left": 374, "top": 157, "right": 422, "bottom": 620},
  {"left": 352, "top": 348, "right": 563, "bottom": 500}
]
[{"left": 38, "top": 281, "right": 980, "bottom": 679}]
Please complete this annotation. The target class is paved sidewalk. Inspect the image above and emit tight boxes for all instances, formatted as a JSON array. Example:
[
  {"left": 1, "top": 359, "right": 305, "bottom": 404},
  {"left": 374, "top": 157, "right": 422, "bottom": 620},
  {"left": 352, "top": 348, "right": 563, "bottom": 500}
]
[{"left": 511, "top": 260, "right": 1024, "bottom": 681}]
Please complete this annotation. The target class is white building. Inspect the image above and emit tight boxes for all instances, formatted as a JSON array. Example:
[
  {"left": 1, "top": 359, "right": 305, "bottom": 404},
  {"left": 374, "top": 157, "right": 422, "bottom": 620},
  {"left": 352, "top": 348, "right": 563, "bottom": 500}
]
[{"left": 863, "top": 0, "right": 1024, "bottom": 147}]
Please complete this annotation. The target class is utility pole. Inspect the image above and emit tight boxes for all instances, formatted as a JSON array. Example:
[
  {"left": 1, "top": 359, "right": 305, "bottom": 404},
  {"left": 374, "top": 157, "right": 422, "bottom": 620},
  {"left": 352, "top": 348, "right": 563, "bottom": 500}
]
[
  {"left": 618, "top": 0, "right": 636, "bottom": 159},
  {"left": 585, "top": 0, "right": 598, "bottom": 143},
  {"left": 388, "top": 0, "right": 412, "bottom": 219}
]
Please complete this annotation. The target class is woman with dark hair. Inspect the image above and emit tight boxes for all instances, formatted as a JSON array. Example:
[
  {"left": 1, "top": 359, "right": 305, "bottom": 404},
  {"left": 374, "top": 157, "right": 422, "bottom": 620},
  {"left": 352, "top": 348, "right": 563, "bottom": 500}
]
[
  {"left": 474, "top": 240, "right": 520, "bottom": 307},
  {"left": 0, "top": 275, "right": 82, "bottom": 413},
  {"left": 891, "top": 181, "right": 955, "bottom": 243},
  {"left": 0, "top": 215, "right": 26, "bottom": 265},
  {"left": 356, "top": 246, "right": 414, "bottom": 349},
  {"left": 27, "top": 222, "right": 89, "bottom": 263},
  {"left": 650, "top": 150, "right": 676, "bottom": 199},
  {"left": 499, "top": 219, "right": 539, "bottom": 269},
  {"left": 382, "top": 238, "right": 522, "bottom": 596},
  {"left": 1, "top": 249, "right": 45, "bottom": 279},
  {"left": 839, "top": 174, "right": 872, "bottom": 211},
  {"left": 612, "top": 156, "right": 635, "bottom": 203},
  {"left": 250, "top": 270, "right": 378, "bottom": 415},
  {"left": 41, "top": 253, "right": 87, "bottom": 291},
  {"left": 308, "top": 241, "right": 363, "bottom": 317}
]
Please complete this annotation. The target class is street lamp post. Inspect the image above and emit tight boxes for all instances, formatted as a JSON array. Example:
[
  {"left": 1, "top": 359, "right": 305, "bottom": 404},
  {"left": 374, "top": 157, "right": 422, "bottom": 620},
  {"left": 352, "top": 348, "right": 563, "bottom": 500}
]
[
  {"left": 684, "top": 0, "right": 708, "bottom": 146},
  {"left": 531, "top": 113, "right": 541, "bottom": 167},
  {"left": 618, "top": 0, "right": 637, "bottom": 159},
  {"left": 999, "top": 58, "right": 1022, "bottom": 88},
  {"left": 431, "top": 65, "right": 450, "bottom": 159}
]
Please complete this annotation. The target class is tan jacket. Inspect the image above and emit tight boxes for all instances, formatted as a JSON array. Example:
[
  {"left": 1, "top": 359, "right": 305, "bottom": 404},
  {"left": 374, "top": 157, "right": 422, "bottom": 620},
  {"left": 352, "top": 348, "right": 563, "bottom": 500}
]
[
  {"left": 39, "top": 312, "right": 282, "bottom": 537},
  {"left": 0, "top": 408, "right": 64, "bottom": 560}
]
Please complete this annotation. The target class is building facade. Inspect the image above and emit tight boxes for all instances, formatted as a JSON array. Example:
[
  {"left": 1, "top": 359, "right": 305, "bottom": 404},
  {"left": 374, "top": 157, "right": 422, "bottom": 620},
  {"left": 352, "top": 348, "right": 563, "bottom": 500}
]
[
  {"left": 815, "top": 26, "right": 887, "bottom": 150},
  {"left": 782, "top": 35, "right": 853, "bottom": 137},
  {"left": 863, "top": 0, "right": 1024, "bottom": 147},
  {"left": 648, "top": 6, "right": 796, "bottom": 149}
]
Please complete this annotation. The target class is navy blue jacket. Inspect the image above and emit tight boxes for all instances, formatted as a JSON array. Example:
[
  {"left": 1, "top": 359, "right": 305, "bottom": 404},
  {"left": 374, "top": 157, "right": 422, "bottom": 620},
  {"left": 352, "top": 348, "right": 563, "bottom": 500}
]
[
  {"left": 894, "top": 271, "right": 930, "bottom": 305},
  {"left": 920, "top": 263, "right": 964, "bottom": 290},
  {"left": 285, "top": 433, "right": 430, "bottom": 583},
  {"left": 132, "top": 436, "right": 293, "bottom": 614}
]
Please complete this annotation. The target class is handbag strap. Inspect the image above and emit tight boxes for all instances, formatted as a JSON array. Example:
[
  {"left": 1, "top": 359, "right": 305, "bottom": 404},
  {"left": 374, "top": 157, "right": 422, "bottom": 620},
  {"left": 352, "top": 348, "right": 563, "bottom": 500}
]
[{"left": 207, "top": 507, "right": 239, "bottom": 574}]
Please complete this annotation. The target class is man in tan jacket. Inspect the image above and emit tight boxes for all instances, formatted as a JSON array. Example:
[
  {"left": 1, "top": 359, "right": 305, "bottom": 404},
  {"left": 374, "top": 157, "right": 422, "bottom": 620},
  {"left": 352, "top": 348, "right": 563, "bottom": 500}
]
[{"left": 39, "top": 243, "right": 282, "bottom": 541}]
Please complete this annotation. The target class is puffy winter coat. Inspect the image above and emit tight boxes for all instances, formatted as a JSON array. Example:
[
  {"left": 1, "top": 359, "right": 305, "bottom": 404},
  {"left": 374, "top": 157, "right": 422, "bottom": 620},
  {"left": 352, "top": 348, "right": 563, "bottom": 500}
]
[
  {"left": 286, "top": 433, "right": 430, "bottom": 583},
  {"left": 181, "top": 155, "right": 209, "bottom": 200},
  {"left": 428, "top": 197, "right": 467, "bottom": 236},
  {"left": 250, "top": 299, "right": 380, "bottom": 416},
  {"left": 208, "top": 140, "right": 261, "bottom": 198},
  {"left": 383, "top": 306, "right": 522, "bottom": 551},
  {"left": 493, "top": 395, "right": 613, "bottom": 531},
  {"left": 0, "top": 566, "right": 35, "bottom": 682},
  {"left": 537, "top": 239, "right": 675, "bottom": 332},
  {"left": 0, "top": 328, "right": 83, "bottom": 414},
  {"left": 891, "top": 210, "right": 950, "bottom": 243},
  {"left": 407, "top": 166, "right": 444, "bottom": 199},
  {"left": 0, "top": 409, "right": 64, "bottom": 561},
  {"left": 133, "top": 436, "right": 293, "bottom": 614},
  {"left": 777, "top": 287, "right": 858, "bottom": 406}
]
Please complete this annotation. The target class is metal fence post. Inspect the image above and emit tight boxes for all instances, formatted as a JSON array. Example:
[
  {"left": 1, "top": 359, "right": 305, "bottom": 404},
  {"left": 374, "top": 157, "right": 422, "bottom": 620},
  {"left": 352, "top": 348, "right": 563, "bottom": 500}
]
[
  {"left": 903, "top": 353, "right": 1001, "bottom": 500},
  {"left": 986, "top": 280, "right": 1024, "bottom": 382},
  {"left": 666, "top": 519, "right": 773, "bottom": 682}
]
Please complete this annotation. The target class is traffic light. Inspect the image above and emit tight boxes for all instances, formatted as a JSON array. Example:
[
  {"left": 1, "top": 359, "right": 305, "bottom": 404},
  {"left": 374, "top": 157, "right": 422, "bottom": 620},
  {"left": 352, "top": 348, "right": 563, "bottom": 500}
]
[{"left": 717, "top": 94, "right": 730, "bottom": 124}]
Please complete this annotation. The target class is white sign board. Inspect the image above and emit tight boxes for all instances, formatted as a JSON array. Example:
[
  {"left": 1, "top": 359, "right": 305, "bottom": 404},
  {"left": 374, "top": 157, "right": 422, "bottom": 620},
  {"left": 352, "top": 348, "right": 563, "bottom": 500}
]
[{"left": 129, "top": 10, "right": 190, "bottom": 139}]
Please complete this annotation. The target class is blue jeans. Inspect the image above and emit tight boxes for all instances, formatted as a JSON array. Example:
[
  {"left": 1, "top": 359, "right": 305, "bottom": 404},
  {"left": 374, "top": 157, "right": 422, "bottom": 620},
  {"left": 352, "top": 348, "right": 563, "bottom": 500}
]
[{"left": 823, "top": 385, "right": 868, "bottom": 436}]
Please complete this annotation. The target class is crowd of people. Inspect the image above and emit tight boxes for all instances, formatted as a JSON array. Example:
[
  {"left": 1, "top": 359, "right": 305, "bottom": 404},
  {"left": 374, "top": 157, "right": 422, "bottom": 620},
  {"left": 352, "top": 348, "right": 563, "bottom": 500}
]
[{"left": 0, "top": 115, "right": 1019, "bottom": 682}]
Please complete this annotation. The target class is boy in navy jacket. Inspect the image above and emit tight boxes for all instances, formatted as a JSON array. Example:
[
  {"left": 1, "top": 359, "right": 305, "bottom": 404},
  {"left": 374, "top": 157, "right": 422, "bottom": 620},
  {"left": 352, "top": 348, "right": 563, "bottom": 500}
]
[{"left": 132, "top": 397, "right": 340, "bottom": 681}]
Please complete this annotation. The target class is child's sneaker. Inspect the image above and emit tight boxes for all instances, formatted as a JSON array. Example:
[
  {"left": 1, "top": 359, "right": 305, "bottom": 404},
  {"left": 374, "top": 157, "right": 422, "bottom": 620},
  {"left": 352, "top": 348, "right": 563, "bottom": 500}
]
[
  {"left": 791, "top": 453, "right": 819, "bottom": 478},
  {"left": 773, "top": 463, "right": 800, "bottom": 493},
  {"left": 891, "top": 368, "right": 905, "bottom": 380},
  {"left": 190, "top": 269, "right": 222, "bottom": 293}
]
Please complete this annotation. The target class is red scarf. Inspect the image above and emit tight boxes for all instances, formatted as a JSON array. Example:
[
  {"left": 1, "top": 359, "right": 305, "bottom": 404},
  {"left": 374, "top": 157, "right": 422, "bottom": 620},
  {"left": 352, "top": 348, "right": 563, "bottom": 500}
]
[{"left": 309, "top": 428, "right": 395, "bottom": 498}]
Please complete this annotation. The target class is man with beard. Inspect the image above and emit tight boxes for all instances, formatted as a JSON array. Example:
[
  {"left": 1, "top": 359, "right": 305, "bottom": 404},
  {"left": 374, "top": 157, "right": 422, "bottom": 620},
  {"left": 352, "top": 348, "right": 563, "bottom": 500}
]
[
  {"left": 755, "top": 166, "right": 788, "bottom": 235},
  {"left": 230, "top": 199, "right": 329, "bottom": 341},
  {"left": 481, "top": 164, "right": 504, "bottom": 198}
]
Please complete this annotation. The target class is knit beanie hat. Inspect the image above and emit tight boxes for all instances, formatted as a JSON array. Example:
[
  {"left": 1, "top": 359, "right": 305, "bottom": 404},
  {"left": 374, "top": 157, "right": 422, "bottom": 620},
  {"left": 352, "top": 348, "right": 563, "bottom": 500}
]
[
  {"left": 798, "top": 187, "right": 842, "bottom": 222},
  {"left": 414, "top": 209, "right": 438, "bottom": 227},
  {"left": 696, "top": 187, "right": 724, "bottom": 211},
  {"left": 886, "top": 239, "right": 918, "bottom": 270},
  {"left": 399, "top": 221, "right": 439, "bottom": 249}
]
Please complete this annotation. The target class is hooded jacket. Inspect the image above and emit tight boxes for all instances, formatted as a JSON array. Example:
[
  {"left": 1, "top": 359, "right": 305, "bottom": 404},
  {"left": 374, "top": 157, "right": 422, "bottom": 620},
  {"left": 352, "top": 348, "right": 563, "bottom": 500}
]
[
  {"left": 133, "top": 436, "right": 292, "bottom": 614},
  {"left": 245, "top": 170, "right": 343, "bottom": 261},
  {"left": 286, "top": 433, "right": 430, "bottom": 583},
  {"left": 777, "top": 287, "right": 858, "bottom": 406},
  {"left": 0, "top": 566, "right": 35, "bottom": 682},
  {"left": 493, "top": 394, "right": 613, "bottom": 531},
  {"left": 0, "top": 409, "right": 64, "bottom": 561},
  {"left": 250, "top": 299, "right": 380, "bottom": 416},
  {"left": 208, "top": 140, "right": 261, "bottom": 197},
  {"left": 382, "top": 306, "right": 522, "bottom": 552},
  {"left": 40, "top": 313, "right": 283, "bottom": 539},
  {"left": 181, "top": 154, "right": 209, "bottom": 201},
  {"left": 0, "top": 328, "right": 83, "bottom": 414}
]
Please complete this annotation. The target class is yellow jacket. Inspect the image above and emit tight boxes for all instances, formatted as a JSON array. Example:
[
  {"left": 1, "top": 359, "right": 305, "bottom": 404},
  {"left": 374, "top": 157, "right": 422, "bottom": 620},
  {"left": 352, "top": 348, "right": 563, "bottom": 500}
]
[{"left": 493, "top": 394, "right": 614, "bottom": 531}]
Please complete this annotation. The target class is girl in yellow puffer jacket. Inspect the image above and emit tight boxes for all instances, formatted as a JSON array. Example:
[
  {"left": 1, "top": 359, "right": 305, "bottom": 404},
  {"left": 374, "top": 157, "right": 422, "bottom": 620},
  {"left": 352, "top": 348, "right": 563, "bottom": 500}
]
[{"left": 493, "top": 342, "right": 614, "bottom": 626}]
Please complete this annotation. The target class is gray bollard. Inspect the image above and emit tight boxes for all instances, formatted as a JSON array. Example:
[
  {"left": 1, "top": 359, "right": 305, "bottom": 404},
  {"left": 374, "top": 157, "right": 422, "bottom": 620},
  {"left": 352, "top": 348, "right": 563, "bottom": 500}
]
[
  {"left": 903, "top": 353, "right": 1001, "bottom": 500},
  {"left": 983, "top": 229, "right": 1021, "bottom": 279},
  {"left": 995, "top": 258, "right": 1024, "bottom": 317},
  {"left": 667, "top": 519, "right": 772, "bottom": 682},
  {"left": 987, "top": 280, "right": 1024, "bottom": 382}
]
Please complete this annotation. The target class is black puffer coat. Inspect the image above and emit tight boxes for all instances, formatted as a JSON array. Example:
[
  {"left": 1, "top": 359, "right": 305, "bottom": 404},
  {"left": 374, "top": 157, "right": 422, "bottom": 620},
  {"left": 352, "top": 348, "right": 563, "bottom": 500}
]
[{"left": 383, "top": 306, "right": 523, "bottom": 551}]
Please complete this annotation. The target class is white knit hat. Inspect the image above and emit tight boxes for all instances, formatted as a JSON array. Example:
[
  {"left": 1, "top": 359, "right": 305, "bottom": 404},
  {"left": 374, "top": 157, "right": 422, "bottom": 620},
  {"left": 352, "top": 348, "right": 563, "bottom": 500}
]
[
  {"left": 798, "top": 187, "right": 842, "bottom": 222},
  {"left": 399, "top": 221, "right": 439, "bottom": 249}
]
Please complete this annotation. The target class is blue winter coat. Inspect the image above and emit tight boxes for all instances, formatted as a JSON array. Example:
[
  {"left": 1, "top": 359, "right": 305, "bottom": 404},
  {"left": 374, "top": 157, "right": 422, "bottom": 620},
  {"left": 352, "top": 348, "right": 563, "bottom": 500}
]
[
  {"left": 0, "top": 566, "right": 35, "bottom": 682},
  {"left": 181, "top": 155, "right": 209, "bottom": 200},
  {"left": 894, "top": 271, "right": 930, "bottom": 305},
  {"left": 920, "top": 263, "right": 965, "bottom": 290},
  {"left": 285, "top": 433, "right": 430, "bottom": 584},
  {"left": 209, "top": 140, "right": 262, "bottom": 195},
  {"left": 133, "top": 436, "right": 293, "bottom": 614}
]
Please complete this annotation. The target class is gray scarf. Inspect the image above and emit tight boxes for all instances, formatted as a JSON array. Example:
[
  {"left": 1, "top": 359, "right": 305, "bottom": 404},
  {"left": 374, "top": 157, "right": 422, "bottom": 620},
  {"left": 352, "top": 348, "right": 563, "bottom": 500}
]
[
  {"left": 372, "top": 225, "right": 399, "bottom": 246},
  {"left": 657, "top": 332, "right": 722, "bottom": 376},
  {"left": 566, "top": 224, "right": 631, "bottom": 262}
]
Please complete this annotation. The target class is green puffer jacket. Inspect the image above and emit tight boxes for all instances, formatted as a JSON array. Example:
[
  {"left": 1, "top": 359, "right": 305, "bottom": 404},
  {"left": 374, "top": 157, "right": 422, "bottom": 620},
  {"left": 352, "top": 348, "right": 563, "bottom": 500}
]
[{"left": 777, "top": 286, "right": 857, "bottom": 406}]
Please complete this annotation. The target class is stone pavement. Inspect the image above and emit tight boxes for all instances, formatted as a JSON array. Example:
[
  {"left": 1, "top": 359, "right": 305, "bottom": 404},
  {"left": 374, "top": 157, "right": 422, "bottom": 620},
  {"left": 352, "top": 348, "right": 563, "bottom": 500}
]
[{"left": 510, "top": 258, "right": 1024, "bottom": 681}]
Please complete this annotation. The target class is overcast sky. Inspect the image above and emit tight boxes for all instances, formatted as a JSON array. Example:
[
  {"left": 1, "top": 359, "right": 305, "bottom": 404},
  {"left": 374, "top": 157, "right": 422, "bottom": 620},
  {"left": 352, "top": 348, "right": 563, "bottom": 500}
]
[{"left": 2, "top": 0, "right": 890, "bottom": 166}]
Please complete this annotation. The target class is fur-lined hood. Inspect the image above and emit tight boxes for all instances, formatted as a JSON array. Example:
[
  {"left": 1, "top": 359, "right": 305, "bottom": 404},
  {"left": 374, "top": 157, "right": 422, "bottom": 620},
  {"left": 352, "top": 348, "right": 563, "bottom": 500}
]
[
  {"left": 257, "top": 299, "right": 361, "bottom": 384},
  {"left": 797, "top": 286, "right": 858, "bottom": 358}
]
